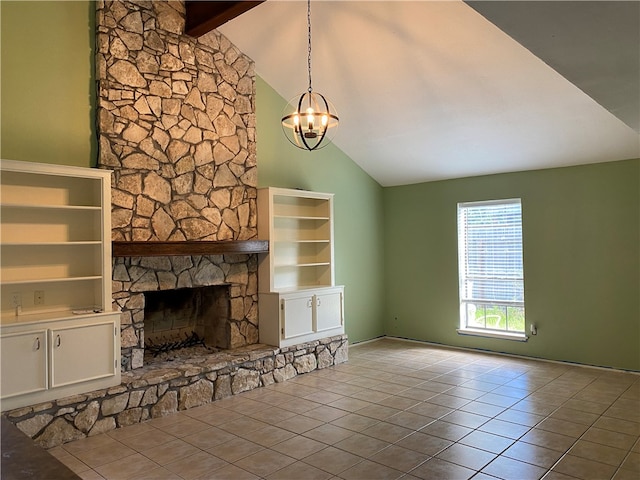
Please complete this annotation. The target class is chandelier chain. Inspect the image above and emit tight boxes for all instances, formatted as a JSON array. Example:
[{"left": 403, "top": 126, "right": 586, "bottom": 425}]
[{"left": 307, "top": 0, "right": 312, "bottom": 92}]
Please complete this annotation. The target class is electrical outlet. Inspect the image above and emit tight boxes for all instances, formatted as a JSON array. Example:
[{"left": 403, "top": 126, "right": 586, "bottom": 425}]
[
  {"left": 11, "top": 292, "right": 21, "bottom": 307},
  {"left": 34, "top": 290, "right": 45, "bottom": 305}
]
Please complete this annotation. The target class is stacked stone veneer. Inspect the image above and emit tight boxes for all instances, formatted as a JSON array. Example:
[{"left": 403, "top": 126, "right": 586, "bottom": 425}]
[
  {"left": 4, "top": 337, "right": 348, "bottom": 449},
  {"left": 96, "top": 0, "right": 259, "bottom": 368}
]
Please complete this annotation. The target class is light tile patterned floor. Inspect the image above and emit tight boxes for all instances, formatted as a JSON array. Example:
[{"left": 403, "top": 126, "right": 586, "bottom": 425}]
[{"left": 49, "top": 338, "right": 640, "bottom": 480}]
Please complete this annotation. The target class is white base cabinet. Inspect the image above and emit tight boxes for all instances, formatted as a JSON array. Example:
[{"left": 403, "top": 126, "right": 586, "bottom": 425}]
[
  {"left": 259, "top": 286, "right": 344, "bottom": 347},
  {"left": 1, "top": 312, "right": 121, "bottom": 412}
]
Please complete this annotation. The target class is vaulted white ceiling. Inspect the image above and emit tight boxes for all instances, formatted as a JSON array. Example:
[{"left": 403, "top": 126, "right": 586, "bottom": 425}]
[{"left": 219, "top": 0, "right": 640, "bottom": 186}]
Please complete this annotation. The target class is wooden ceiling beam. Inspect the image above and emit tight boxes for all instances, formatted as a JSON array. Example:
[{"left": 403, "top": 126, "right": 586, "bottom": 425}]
[{"left": 185, "top": 1, "right": 265, "bottom": 37}]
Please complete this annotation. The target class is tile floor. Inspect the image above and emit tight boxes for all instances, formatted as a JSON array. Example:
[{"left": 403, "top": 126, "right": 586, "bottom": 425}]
[{"left": 49, "top": 338, "right": 640, "bottom": 480}]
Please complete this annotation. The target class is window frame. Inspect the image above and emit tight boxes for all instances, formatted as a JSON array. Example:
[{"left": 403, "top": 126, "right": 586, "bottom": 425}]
[{"left": 456, "top": 198, "right": 528, "bottom": 341}]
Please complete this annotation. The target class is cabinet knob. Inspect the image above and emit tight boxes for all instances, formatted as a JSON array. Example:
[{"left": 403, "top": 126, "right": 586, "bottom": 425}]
[
  {"left": 35, "top": 337, "right": 40, "bottom": 350},
  {"left": 55, "top": 335, "right": 61, "bottom": 347}
]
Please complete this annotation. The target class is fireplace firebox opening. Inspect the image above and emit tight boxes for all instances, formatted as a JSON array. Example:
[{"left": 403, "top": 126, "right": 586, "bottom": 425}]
[{"left": 143, "top": 285, "right": 230, "bottom": 364}]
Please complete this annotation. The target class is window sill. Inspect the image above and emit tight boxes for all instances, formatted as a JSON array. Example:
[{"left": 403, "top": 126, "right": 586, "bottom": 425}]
[{"left": 457, "top": 328, "right": 528, "bottom": 342}]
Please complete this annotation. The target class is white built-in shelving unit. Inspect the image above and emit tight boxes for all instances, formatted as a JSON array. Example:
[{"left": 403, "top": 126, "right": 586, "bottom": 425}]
[
  {"left": 258, "top": 187, "right": 344, "bottom": 347},
  {"left": 0, "top": 160, "right": 120, "bottom": 411}
]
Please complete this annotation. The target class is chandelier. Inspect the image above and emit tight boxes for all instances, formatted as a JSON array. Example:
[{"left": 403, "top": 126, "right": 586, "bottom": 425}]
[{"left": 281, "top": 0, "right": 339, "bottom": 151}]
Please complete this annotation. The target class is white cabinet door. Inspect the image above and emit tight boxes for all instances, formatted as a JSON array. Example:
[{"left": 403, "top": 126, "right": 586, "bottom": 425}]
[
  {"left": 315, "top": 291, "right": 343, "bottom": 333},
  {"left": 50, "top": 321, "right": 116, "bottom": 388},
  {"left": 1, "top": 330, "right": 47, "bottom": 398},
  {"left": 281, "top": 295, "right": 314, "bottom": 339},
  {"left": 259, "top": 287, "right": 344, "bottom": 347}
]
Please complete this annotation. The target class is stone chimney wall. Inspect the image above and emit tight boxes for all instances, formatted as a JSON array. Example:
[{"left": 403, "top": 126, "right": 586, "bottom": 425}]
[
  {"left": 97, "top": 0, "right": 256, "bottom": 242},
  {"left": 96, "top": 0, "right": 259, "bottom": 369}
]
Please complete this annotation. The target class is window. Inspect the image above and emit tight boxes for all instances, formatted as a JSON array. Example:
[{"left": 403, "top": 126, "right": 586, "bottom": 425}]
[{"left": 457, "top": 199, "right": 525, "bottom": 337}]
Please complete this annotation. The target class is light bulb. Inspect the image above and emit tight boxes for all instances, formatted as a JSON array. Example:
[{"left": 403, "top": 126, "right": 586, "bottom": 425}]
[{"left": 306, "top": 107, "right": 314, "bottom": 131}]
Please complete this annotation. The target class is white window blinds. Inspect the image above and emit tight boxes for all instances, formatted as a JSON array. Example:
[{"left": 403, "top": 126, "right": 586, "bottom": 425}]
[{"left": 458, "top": 199, "right": 525, "bottom": 332}]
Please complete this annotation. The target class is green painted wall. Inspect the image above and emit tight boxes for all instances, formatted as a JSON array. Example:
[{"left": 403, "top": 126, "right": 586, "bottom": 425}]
[
  {"left": 384, "top": 159, "right": 640, "bottom": 370},
  {"left": 1, "top": 1, "right": 96, "bottom": 166},
  {"left": 255, "top": 77, "right": 387, "bottom": 342}
]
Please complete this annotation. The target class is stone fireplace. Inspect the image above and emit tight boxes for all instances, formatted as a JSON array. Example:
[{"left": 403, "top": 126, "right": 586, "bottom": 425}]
[{"left": 96, "top": 0, "right": 259, "bottom": 369}]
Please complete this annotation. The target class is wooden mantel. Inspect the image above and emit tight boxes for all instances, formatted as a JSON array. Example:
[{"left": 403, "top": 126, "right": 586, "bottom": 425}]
[{"left": 112, "top": 240, "right": 268, "bottom": 257}]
